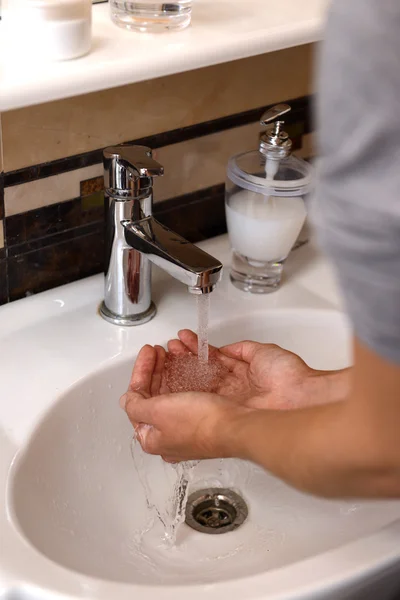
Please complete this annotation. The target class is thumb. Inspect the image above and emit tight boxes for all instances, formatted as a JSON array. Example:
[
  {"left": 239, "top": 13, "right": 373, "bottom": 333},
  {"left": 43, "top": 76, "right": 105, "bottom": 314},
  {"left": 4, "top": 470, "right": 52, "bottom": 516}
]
[{"left": 124, "top": 392, "right": 156, "bottom": 426}]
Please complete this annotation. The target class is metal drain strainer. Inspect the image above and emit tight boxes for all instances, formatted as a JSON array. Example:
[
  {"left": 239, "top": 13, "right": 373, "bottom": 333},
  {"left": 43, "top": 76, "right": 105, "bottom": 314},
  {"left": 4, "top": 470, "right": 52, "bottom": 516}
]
[{"left": 185, "top": 488, "right": 248, "bottom": 534}]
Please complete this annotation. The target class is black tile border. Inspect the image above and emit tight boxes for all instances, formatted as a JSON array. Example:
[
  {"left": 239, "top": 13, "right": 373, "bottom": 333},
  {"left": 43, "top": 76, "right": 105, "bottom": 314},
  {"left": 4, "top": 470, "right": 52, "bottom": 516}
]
[
  {"left": 7, "top": 220, "right": 103, "bottom": 257},
  {"left": 0, "top": 259, "right": 8, "bottom": 305},
  {"left": 155, "top": 183, "right": 226, "bottom": 243},
  {"left": 4, "top": 184, "right": 224, "bottom": 256},
  {"left": 155, "top": 183, "right": 224, "bottom": 216},
  {"left": 0, "top": 173, "right": 4, "bottom": 220},
  {"left": 7, "top": 227, "right": 104, "bottom": 302},
  {"left": 5, "top": 195, "right": 104, "bottom": 248},
  {"left": 4, "top": 96, "right": 311, "bottom": 187}
]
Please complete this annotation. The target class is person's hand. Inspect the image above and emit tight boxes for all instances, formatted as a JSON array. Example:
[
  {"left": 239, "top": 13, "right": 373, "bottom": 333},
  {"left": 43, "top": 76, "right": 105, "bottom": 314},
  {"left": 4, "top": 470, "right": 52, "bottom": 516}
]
[
  {"left": 167, "top": 330, "right": 331, "bottom": 410},
  {"left": 120, "top": 344, "right": 246, "bottom": 461},
  {"left": 120, "top": 337, "right": 349, "bottom": 461}
]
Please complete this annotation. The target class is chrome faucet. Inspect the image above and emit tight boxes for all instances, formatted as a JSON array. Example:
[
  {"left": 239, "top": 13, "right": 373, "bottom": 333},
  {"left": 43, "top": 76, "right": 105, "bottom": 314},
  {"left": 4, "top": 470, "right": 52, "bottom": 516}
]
[{"left": 100, "top": 145, "right": 223, "bottom": 326}]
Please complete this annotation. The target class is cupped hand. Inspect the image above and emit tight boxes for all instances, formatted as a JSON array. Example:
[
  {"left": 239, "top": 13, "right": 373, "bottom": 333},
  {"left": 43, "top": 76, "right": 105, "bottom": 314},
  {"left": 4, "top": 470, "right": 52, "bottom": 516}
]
[
  {"left": 121, "top": 330, "right": 323, "bottom": 413},
  {"left": 168, "top": 329, "right": 316, "bottom": 410},
  {"left": 120, "top": 335, "right": 344, "bottom": 461},
  {"left": 120, "top": 344, "right": 246, "bottom": 461}
]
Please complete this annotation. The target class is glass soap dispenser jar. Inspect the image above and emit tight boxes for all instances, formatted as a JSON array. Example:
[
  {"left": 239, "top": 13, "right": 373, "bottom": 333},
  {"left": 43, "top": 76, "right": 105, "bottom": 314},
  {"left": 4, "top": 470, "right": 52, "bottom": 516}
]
[{"left": 225, "top": 104, "right": 313, "bottom": 293}]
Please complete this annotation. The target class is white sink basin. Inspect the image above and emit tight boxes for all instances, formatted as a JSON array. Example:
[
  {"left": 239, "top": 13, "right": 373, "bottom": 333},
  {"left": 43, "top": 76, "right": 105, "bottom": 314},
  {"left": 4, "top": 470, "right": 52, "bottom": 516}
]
[{"left": 2, "top": 235, "right": 400, "bottom": 600}]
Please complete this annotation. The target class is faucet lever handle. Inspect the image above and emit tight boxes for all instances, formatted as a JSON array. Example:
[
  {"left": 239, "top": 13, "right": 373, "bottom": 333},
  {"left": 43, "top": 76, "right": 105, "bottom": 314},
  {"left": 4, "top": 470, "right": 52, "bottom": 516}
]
[{"left": 104, "top": 144, "right": 164, "bottom": 180}]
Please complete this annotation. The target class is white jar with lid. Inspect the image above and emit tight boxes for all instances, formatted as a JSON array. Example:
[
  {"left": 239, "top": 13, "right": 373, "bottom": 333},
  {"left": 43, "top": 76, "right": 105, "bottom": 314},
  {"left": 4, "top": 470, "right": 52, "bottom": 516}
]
[{"left": 3, "top": 0, "right": 92, "bottom": 61}]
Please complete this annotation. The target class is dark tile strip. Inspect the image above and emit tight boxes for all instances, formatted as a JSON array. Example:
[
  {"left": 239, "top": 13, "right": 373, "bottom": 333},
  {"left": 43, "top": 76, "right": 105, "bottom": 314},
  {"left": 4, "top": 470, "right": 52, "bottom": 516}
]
[
  {"left": 5, "top": 183, "right": 224, "bottom": 254},
  {"left": 0, "top": 175, "right": 6, "bottom": 305},
  {"left": 7, "top": 227, "right": 104, "bottom": 302},
  {"left": 0, "top": 259, "right": 8, "bottom": 305},
  {"left": 4, "top": 96, "right": 311, "bottom": 187},
  {"left": 6, "top": 195, "right": 103, "bottom": 248},
  {"left": 0, "top": 174, "right": 4, "bottom": 220},
  {"left": 155, "top": 183, "right": 224, "bottom": 216},
  {"left": 155, "top": 184, "right": 226, "bottom": 244},
  {"left": 7, "top": 221, "right": 103, "bottom": 257}
]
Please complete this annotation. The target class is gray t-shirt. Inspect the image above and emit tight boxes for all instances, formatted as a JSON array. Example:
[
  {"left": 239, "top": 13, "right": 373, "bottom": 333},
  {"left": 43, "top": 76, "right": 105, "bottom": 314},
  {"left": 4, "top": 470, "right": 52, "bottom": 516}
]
[{"left": 316, "top": 0, "right": 400, "bottom": 364}]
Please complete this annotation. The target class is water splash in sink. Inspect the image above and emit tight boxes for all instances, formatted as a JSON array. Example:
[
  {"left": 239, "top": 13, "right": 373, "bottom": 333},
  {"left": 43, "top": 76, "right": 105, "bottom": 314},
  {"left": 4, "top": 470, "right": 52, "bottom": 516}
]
[{"left": 131, "top": 438, "right": 197, "bottom": 546}]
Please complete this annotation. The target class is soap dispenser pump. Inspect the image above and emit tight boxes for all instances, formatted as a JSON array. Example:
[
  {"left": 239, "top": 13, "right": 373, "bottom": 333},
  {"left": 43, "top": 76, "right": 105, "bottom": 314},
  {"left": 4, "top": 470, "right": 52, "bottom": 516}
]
[
  {"left": 259, "top": 103, "right": 293, "bottom": 180},
  {"left": 225, "top": 103, "right": 313, "bottom": 293}
]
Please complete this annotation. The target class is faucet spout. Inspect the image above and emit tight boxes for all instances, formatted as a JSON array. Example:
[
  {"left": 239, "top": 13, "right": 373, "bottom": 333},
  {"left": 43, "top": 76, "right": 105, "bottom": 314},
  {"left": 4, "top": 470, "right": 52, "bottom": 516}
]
[{"left": 123, "top": 217, "right": 223, "bottom": 294}]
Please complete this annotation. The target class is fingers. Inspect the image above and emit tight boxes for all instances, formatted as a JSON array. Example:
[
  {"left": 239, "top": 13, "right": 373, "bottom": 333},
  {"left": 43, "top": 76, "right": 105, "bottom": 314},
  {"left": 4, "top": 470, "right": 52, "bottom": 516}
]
[
  {"left": 128, "top": 345, "right": 158, "bottom": 397},
  {"left": 167, "top": 339, "right": 190, "bottom": 355},
  {"left": 177, "top": 329, "right": 219, "bottom": 358},
  {"left": 220, "top": 341, "right": 264, "bottom": 364},
  {"left": 150, "top": 345, "right": 167, "bottom": 397},
  {"left": 177, "top": 329, "right": 202, "bottom": 354}
]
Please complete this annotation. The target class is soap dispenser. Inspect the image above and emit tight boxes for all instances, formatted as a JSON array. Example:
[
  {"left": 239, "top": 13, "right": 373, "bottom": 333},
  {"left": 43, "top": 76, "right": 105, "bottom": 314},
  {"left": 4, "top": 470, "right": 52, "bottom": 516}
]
[{"left": 225, "top": 104, "right": 313, "bottom": 293}]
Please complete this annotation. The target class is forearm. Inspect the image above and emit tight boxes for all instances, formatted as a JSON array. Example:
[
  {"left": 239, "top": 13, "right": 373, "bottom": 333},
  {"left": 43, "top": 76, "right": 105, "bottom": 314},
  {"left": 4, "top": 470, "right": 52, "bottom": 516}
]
[
  {"left": 228, "top": 399, "right": 400, "bottom": 498},
  {"left": 302, "top": 368, "right": 351, "bottom": 406}
]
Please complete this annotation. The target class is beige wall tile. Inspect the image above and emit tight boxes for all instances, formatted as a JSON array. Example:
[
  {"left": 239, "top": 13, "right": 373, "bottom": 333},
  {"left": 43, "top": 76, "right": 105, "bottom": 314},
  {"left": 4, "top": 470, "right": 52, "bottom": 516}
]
[
  {"left": 4, "top": 124, "right": 313, "bottom": 216},
  {"left": 153, "top": 122, "right": 260, "bottom": 202},
  {"left": 2, "top": 44, "right": 315, "bottom": 172},
  {"left": 0, "top": 221, "right": 4, "bottom": 248},
  {"left": 5, "top": 163, "right": 102, "bottom": 216},
  {"left": 4, "top": 123, "right": 257, "bottom": 215}
]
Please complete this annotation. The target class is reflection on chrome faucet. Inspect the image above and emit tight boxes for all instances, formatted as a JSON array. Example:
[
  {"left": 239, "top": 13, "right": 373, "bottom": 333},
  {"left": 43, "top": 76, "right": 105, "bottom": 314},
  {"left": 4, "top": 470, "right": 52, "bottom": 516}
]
[{"left": 100, "top": 145, "right": 223, "bottom": 326}]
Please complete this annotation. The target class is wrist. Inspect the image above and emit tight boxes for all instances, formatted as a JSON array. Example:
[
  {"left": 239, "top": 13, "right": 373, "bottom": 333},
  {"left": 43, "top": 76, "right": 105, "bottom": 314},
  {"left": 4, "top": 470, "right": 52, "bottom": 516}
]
[
  {"left": 305, "top": 368, "right": 350, "bottom": 405},
  {"left": 216, "top": 405, "right": 255, "bottom": 460}
]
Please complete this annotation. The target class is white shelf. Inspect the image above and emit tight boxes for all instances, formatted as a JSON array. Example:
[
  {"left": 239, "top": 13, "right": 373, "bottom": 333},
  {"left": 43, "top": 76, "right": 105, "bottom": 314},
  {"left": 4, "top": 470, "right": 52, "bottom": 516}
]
[{"left": 0, "top": 0, "right": 328, "bottom": 112}]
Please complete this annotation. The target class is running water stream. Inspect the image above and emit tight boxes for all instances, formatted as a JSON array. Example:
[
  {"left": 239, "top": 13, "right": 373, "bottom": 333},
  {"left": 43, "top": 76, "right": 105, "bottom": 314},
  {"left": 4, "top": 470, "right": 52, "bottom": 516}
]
[
  {"left": 132, "top": 292, "right": 219, "bottom": 545},
  {"left": 197, "top": 294, "right": 210, "bottom": 362}
]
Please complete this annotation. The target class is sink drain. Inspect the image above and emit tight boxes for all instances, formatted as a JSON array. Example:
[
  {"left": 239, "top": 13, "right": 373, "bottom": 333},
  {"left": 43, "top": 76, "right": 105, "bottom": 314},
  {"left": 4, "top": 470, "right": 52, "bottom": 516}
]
[{"left": 185, "top": 488, "right": 248, "bottom": 534}]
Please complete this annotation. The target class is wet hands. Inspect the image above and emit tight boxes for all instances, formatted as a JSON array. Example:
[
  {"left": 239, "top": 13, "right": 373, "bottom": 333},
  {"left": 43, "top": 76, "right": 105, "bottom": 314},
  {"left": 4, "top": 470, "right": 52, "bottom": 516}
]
[
  {"left": 120, "top": 343, "right": 245, "bottom": 461},
  {"left": 120, "top": 330, "right": 320, "bottom": 461},
  {"left": 167, "top": 329, "right": 316, "bottom": 410}
]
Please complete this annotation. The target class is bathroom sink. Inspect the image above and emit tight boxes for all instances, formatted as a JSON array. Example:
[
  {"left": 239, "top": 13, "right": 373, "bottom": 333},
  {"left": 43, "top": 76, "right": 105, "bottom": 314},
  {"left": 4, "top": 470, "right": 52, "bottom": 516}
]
[{"left": 2, "top": 235, "right": 400, "bottom": 600}]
